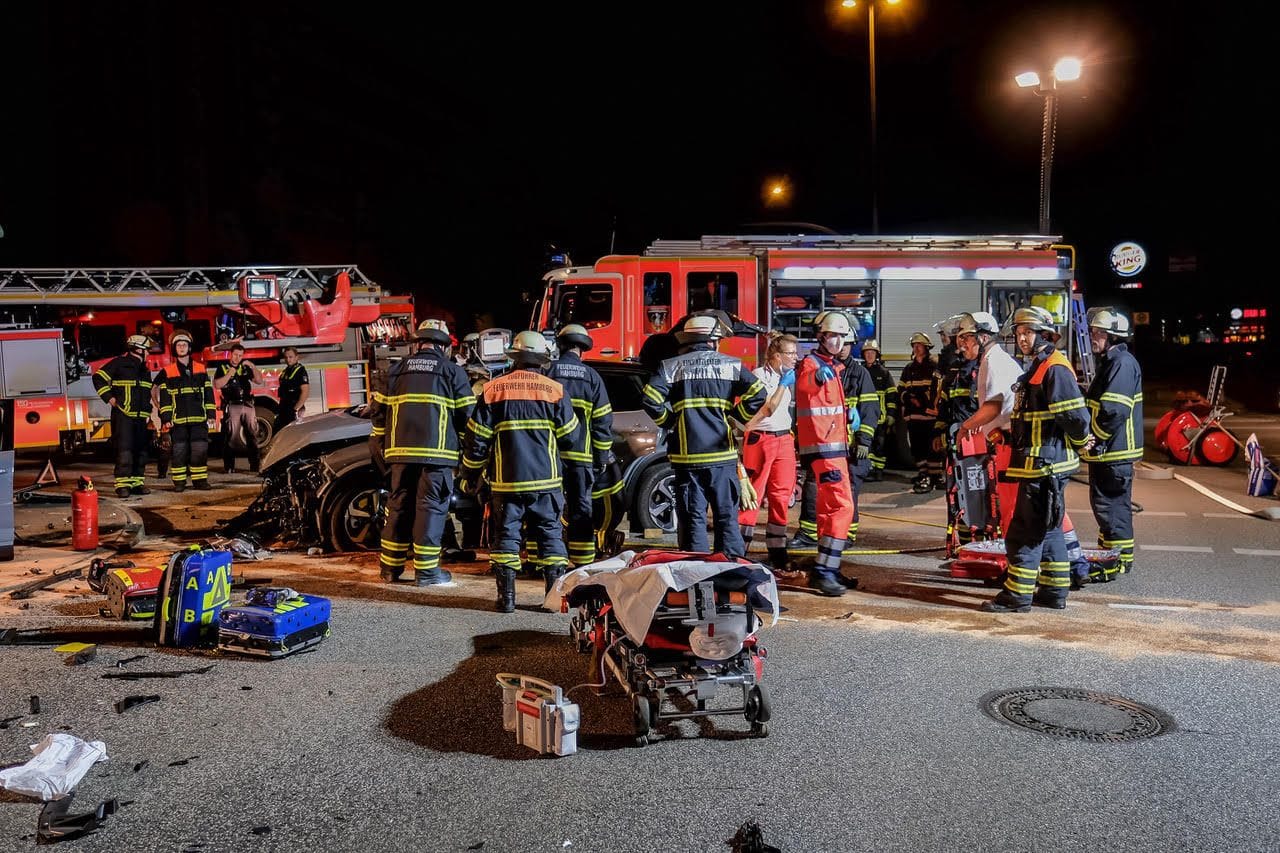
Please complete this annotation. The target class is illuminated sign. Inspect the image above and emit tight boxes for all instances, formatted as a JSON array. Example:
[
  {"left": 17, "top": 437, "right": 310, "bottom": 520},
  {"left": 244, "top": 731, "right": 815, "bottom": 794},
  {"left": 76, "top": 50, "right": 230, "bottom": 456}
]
[
  {"left": 1117, "top": 281, "right": 1143, "bottom": 290},
  {"left": 1109, "top": 242, "right": 1147, "bottom": 278}
]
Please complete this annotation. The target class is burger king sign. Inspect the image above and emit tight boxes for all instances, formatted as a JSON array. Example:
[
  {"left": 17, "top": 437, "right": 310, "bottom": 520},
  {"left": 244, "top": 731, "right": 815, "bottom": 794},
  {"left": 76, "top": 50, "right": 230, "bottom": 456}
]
[{"left": 1109, "top": 242, "right": 1147, "bottom": 278}]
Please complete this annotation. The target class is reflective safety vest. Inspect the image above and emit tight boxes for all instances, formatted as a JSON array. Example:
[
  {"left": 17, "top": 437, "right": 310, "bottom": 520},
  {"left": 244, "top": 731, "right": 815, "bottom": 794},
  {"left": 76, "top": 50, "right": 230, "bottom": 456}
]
[
  {"left": 1082, "top": 343, "right": 1144, "bottom": 464},
  {"left": 158, "top": 360, "right": 215, "bottom": 426},
  {"left": 1006, "top": 349, "right": 1091, "bottom": 479},
  {"left": 92, "top": 354, "right": 153, "bottom": 418},
  {"left": 462, "top": 368, "right": 579, "bottom": 493},
  {"left": 796, "top": 353, "right": 850, "bottom": 461}
]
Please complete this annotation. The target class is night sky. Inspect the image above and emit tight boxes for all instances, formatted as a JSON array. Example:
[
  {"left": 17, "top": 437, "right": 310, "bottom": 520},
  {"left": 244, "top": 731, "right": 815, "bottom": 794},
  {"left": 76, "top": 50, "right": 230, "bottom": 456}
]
[{"left": 0, "top": 1, "right": 1268, "bottom": 334}]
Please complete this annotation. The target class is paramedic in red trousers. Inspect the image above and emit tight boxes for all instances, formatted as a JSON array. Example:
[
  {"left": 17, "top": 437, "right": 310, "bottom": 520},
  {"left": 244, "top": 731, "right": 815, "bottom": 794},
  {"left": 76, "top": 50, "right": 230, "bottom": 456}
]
[
  {"left": 975, "top": 306, "right": 1093, "bottom": 612},
  {"left": 93, "top": 333, "right": 156, "bottom": 497},
  {"left": 794, "top": 311, "right": 862, "bottom": 596},
  {"left": 738, "top": 332, "right": 800, "bottom": 573},
  {"left": 641, "top": 312, "right": 766, "bottom": 559},
  {"left": 859, "top": 338, "right": 897, "bottom": 482},
  {"left": 547, "top": 323, "right": 615, "bottom": 567},
  {"left": 156, "top": 330, "right": 216, "bottom": 493},
  {"left": 899, "top": 332, "right": 942, "bottom": 493},
  {"left": 1081, "top": 307, "right": 1143, "bottom": 581},
  {"left": 368, "top": 319, "right": 474, "bottom": 587},
  {"left": 461, "top": 331, "right": 579, "bottom": 613}
]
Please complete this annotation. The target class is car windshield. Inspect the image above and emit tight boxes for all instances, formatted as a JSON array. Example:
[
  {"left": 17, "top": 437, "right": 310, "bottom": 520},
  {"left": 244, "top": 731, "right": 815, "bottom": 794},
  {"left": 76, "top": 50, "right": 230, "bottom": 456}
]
[{"left": 598, "top": 369, "right": 645, "bottom": 413}]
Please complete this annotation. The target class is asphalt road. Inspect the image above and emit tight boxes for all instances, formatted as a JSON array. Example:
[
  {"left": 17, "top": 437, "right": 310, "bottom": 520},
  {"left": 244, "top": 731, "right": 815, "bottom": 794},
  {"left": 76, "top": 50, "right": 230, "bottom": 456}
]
[{"left": 1, "top": 423, "right": 1278, "bottom": 852}]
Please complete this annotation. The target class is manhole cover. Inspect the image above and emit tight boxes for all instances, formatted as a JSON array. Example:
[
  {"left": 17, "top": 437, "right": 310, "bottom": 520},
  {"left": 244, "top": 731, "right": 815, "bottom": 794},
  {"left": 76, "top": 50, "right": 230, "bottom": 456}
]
[{"left": 979, "top": 687, "right": 1174, "bottom": 742}]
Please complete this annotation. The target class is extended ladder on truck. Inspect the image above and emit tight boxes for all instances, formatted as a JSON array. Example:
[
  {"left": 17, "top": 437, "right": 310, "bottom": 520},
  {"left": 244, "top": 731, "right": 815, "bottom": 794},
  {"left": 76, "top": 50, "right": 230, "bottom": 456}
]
[{"left": 1070, "top": 294, "right": 1096, "bottom": 386}]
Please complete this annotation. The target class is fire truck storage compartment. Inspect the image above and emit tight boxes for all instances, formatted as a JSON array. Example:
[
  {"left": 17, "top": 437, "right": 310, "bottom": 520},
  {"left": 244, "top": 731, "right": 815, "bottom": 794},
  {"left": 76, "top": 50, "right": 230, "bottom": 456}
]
[
  {"left": 768, "top": 278, "right": 876, "bottom": 345},
  {"left": 878, "top": 281, "right": 982, "bottom": 365},
  {"left": 0, "top": 333, "right": 66, "bottom": 398}
]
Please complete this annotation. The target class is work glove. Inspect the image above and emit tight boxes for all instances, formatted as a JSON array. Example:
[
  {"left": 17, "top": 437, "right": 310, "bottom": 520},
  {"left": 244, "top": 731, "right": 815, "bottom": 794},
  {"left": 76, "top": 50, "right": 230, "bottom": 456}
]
[
  {"left": 931, "top": 435, "right": 946, "bottom": 455},
  {"left": 737, "top": 465, "right": 759, "bottom": 511},
  {"left": 458, "top": 470, "right": 481, "bottom": 496},
  {"left": 814, "top": 362, "right": 836, "bottom": 385},
  {"left": 593, "top": 449, "right": 617, "bottom": 476},
  {"left": 778, "top": 368, "right": 796, "bottom": 388},
  {"left": 855, "top": 442, "right": 870, "bottom": 461},
  {"left": 885, "top": 415, "right": 895, "bottom": 428}
]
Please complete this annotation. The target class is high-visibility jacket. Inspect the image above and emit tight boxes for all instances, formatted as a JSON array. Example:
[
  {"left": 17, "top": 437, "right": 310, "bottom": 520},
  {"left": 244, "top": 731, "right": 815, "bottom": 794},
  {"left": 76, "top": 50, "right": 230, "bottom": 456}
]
[
  {"left": 934, "top": 357, "right": 980, "bottom": 434},
  {"left": 641, "top": 344, "right": 765, "bottom": 467},
  {"left": 1081, "top": 343, "right": 1144, "bottom": 464},
  {"left": 796, "top": 352, "right": 851, "bottom": 462},
  {"left": 898, "top": 358, "right": 940, "bottom": 422},
  {"left": 1006, "top": 348, "right": 1091, "bottom": 479},
  {"left": 92, "top": 354, "right": 153, "bottom": 418},
  {"left": 863, "top": 361, "right": 898, "bottom": 425},
  {"left": 369, "top": 347, "right": 475, "bottom": 466},
  {"left": 840, "top": 355, "right": 880, "bottom": 447},
  {"left": 547, "top": 352, "right": 613, "bottom": 468},
  {"left": 157, "top": 360, "right": 215, "bottom": 426},
  {"left": 462, "top": 368, "right": 579, "bottom": 493}
]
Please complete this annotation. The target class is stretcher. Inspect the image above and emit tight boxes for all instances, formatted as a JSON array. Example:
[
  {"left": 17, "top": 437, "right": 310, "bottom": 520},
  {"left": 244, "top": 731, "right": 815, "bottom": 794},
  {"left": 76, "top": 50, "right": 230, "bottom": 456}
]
[{"left": 550, "top": 550, "right": 779, "bottom": 746}]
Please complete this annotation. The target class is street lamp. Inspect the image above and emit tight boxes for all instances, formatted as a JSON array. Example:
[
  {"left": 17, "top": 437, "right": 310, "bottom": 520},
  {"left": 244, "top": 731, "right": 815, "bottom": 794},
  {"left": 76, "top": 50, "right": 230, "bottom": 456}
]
[
  {"left": 839, "top": 0, "right": 901, "bottom": 235},
  {"left": 1015, "top": 56, "right": 1083, "bottom": 235}
]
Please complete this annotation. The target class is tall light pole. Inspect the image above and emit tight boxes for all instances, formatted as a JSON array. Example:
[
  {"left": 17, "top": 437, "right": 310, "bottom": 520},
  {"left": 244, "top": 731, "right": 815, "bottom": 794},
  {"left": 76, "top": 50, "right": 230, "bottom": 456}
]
[
  {"left": 1015, "top": 57, "right": 1082, "bottom": 235},
  {"left": 840, "top": 0, "right": 900, "bottom": 235}
]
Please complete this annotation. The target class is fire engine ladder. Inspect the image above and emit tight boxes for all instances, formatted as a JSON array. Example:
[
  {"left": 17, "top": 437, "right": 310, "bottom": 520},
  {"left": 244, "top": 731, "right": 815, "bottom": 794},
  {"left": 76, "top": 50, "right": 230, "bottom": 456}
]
[
  {"left": 0, "top": 265, "right": 376, "bottom": 308},
  {"left": 1070, "top": 294, "right": 1096, "bottom": 386},
  {"left": 645, "top": 234, "right": 1065, "bottom": 256}
]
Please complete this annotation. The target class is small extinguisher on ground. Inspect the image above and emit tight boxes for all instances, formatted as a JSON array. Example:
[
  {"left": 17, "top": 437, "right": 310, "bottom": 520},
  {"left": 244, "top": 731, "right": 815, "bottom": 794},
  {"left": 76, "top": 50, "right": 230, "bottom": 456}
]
[{"left": 71, "top": 475, "right": 99, "bottom": 551}]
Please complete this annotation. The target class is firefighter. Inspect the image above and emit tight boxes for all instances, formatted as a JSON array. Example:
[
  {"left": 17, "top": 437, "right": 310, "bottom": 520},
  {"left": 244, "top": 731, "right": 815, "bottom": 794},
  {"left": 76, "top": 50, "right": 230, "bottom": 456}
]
[
  {"left": 980, "top": 306, "right": 1092, "bottom": 613},
  {"left": 859, "top": 338, "right": 897, "bottom": 482},
  {"left": 899, "top": 332, "right": 942, "bottom": 492},
  {"left": 932, "top": 315, "right": 980, "bottom": 544},
  {"left": 956, "top": 311, "right": 1022, "bottom": 532},
  {"left": 547, "top": 323, "right": 615, "bottom": 566},
  {"left": 794, "top": 311, "right": 860, "bottom": 596},
  {"left": 1081, "top": 307, "right": 1143, "bottom": 580},
  {"left": 273, "top": 346, "right": 310, "bottom": 434},
  {"left": 212, "top": 343, "right": 263, "bottom": 474},
  {"left": 93, "top": 333, "right": 156, "bottom": 498},
  {"left": 156, "top": 331, "right": 215, "bottom": 493},
  {"left": 368, "top": 319, "right": 474, "bottom": 587},
  {"left": 935, "top": 317, "right": 963, "bottom": 375},
  {"left": 461, "top": 331, "right": 579, "bottom": 613},
  {"left": 641, "top": 312, "right": 766, "bottom": 558},
  {"left": 738, "top": 332, "right": 800, "bottom": 573}
]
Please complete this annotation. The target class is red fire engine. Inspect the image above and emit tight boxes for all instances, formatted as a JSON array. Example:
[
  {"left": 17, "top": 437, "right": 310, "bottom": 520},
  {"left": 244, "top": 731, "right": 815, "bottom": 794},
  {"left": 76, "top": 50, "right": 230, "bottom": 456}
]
[
  {"left": 0, "top": 265, "right": 413, "bottom": 452},
  {"left": 530, "top": 234, "right": 1081, "bottom": 369}
]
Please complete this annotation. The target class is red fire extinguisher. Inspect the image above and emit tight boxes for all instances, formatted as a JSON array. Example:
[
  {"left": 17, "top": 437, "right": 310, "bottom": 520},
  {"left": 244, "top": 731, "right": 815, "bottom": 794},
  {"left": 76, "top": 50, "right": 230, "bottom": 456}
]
[{"left": 71, "top": 476, "right": 99, "bottom": 551}]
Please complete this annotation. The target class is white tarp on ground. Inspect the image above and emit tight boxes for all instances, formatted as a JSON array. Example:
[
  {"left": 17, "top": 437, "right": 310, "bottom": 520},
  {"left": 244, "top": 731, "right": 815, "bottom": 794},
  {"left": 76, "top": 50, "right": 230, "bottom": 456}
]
[
  {"left": 0, "top": 733, "right": 108, "bottom": 800},
  {"left": 545, "top": 550, "right": 780, "bottom": 649}
]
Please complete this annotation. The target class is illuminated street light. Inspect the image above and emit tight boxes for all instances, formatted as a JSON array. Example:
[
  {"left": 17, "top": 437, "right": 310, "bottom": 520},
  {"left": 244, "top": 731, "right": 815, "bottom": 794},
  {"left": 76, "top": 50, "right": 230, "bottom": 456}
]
[
  {"left": 837, "top": 0, "right": 904, "bottom": 234},
  {"left": 1014, "top": 56, "right": 1083, "bottom": 234},
  {"left": 763, "top": 176, "right": 792, "bottom": 207}
]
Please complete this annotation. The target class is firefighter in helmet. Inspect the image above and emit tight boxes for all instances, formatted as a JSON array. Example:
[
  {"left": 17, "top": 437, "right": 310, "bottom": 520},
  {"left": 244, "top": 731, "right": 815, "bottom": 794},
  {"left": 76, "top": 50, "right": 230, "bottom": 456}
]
[
  {"left": 368, "top": 319, "right": 475, "bottom": 587},
  {"left": 461, "top": 331, "right": 579, "bottom": 612},
  {"left": 641, "top": 311, "right": 766, "bottom": 558},
  {"left": 547, "top": 323, "right": 616, "bottom": 566},
  {"left": 1081, "top": 307, "right": 1143, "bottom": 581},
  {"left": 899, "top": 331, "right": 942, "bottom": 493},
  {"left": 793, "top": 311, "right": 861, "bottom": 596},
  {"left": 980, "top": 306, "right": 1092, "bottom": 613},
  {"left": 859, "top": 338, "right": 897, "bottom": 482},
  {"left": 93, "top": 333, "right": 156, "bottom": 497},
  {"left": 931, "top": 315, "right": 981, "bottom": 543},
  {"left": 156, "top": 330, "right": 216, "bottom": 492}
]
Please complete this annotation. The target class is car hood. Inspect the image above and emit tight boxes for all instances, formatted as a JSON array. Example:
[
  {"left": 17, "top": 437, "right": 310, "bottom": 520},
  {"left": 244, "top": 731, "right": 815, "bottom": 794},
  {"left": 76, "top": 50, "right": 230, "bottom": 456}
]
[{"left": 262, "top": 410, "right": 372, "bottom": 469}]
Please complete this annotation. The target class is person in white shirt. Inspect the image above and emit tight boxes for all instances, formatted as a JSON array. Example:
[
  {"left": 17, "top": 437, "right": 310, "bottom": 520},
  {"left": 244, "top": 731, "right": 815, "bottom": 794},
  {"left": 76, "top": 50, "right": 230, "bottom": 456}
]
[{"left": 739, "top": 332, "right": 799, "bottom": 573}]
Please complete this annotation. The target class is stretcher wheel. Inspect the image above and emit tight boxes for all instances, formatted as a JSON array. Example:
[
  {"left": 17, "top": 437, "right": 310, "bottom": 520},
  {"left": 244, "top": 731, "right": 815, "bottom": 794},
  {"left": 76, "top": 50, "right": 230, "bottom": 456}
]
[
  {"left": 633, "top": 694, "right": 651, "bottom": 747},
  {"left": 746, "top": 683, "right": 771, "bottom": 737}
]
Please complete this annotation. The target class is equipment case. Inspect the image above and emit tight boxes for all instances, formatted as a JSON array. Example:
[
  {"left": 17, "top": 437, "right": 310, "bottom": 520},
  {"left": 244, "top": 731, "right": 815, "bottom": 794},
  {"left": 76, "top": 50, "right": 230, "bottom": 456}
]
[
  {"left": 218, "top": 588, "right": 331, "bottom": 658},
  {"left": 154, "top": 547, "right": 234, "bottom": 648}
]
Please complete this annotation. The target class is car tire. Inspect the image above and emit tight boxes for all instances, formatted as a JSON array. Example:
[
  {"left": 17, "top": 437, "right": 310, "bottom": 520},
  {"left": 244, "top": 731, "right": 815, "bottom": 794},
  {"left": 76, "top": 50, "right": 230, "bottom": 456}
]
[
  {"left": 325, "top": 471, "right": 387, "bottom": 552},
  {"left": 632, "top": 461, "right": 677, "bottom": 534},
  {"left": 254, "top": 404, "right": 276, "bottom": 449}
]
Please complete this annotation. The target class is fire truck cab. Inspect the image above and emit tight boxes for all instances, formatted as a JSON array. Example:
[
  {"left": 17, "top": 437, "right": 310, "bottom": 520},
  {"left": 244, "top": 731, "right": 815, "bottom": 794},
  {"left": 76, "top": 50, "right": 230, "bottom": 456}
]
[{"left": 531, "top": 234, "right": 1078, "bottom": 370}]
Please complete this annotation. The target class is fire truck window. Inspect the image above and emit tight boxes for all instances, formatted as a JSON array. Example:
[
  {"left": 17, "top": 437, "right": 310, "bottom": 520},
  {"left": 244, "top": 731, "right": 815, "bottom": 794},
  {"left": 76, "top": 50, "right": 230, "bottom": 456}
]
[
  {"left": 556, "top": 284, "right": 613, "bottom": 330},
  {"left": 600, "top": 370, "right": 645, "bottom": 413},
  {"left": 643, "top": 273, "right": 672, "bottom": 333},
  {"left": 136, "top": 321, "right": 166, "bottom": 353},
  {"left": 78, "top": 324, "right": 127, "bottom": 362},
  {"left": 687, "top": 272, "right": 738, "bottom": 315},
  {"left": 188, "top": 322, "right": 213, "bottom": 354}
]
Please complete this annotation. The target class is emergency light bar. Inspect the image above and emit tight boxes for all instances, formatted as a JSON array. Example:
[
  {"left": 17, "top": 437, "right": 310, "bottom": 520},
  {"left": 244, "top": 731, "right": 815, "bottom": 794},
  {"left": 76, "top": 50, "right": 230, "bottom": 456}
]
[
  {"left": 974, "top": 267, "right": 1062, "bottom": 280},
  {"left": 878, "top": 267, "right": 964, "bottom": 280},
  {"left": 777, "top": 266, "right": 869, "bottom": 280},
  {"left": 774, "top": 265, "right": 1067, "bottom": 281}
]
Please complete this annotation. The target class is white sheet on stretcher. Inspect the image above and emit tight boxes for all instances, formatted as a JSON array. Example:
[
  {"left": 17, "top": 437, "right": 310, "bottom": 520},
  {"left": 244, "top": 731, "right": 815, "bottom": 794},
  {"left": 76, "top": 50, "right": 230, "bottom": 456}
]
[{"left": 545, "top": 551, "right": 780, "bottom": 649}]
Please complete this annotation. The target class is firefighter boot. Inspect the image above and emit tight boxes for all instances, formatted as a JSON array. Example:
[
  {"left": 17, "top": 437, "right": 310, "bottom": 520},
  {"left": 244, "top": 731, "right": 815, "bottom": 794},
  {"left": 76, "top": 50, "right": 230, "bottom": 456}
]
[
  {"left": 173, "top": 481, "right": 187, "bottom": 493},
  {"left": 115, "top": 487, "right": 131, "bottom": 498},
  {"left": 865, "top": 467, "right": 882, "bottom": 483},
  {"left": 808, "top": 571, "right": 847, "bottom": 597},
  {"left": 415, "top": 568, "right": 454, "bottom": 587},
  {"left": 911, "top": 474, "right": 931, "bottom": 494},
  {"left": 494, "top": 565, "right": 516, "bottom": 613},
  {"left": 131, "top": 485, "right": 151, "bottom": 496},
  {"left": 766, "top": 547, "right": 789, "bottom": 574},
  {"left": 980, "top": 594, "right": 1032, "bottom": 614},
  {"left": 786, "top": 531, "right": 818, "bottom": 550},
  {"left": 193, "top": 479, "right": 211, "bottom": 491}
]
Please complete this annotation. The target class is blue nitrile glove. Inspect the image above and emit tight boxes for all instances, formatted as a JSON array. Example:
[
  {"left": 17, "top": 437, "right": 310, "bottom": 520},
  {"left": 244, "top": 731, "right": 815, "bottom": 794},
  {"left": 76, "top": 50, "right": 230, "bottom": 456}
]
[
  {"left": 815, "top": 362, "right": 836, "bottom": 384},
  {"left": 778, "top": 368, "right": 796, "bottom": 388}
]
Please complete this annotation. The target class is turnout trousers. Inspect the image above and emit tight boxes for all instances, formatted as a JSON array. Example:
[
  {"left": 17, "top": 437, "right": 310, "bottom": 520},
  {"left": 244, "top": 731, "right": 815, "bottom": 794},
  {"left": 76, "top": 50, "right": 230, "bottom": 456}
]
[
  {"left": 169, "top": 423, "right": 210, "bottom": 486},
  {"left": 379, "top": 464, "right": 453, "bottom": 580},
  {"left": 674, "top": 462, "right": 743, "bottom": 558},
  {"left": 1089, "top": 461, "right": 1134, "bottom": 577},
  {"left": 563, "top": 463, "right": 596, "bottom": 566},
  {"left": 738, "top": 430, "right": 796, "bottom": 561},
  {"left": 111, "top": 410, "right": 148, "bottom": 491},
  {"left": 490, "top": 490, "right": 569, "bottom": 574},
  {"left": 994, "top": 474, "right": 1071, "bottom": 608}
]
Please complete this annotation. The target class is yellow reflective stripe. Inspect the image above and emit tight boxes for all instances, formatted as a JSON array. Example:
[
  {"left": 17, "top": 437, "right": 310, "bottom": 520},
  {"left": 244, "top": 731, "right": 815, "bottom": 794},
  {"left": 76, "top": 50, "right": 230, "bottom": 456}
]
[
  {"left": 385, "top": 448, "right": 460, "bottom": 461},
  {"left": 1047, "top": 397, "right": 1086, "bottom": 413},
  {"left": 378, "top": 393, "right": 472, "bottom": 407},
  {"left": 673, "top": 397, "right": 732, "bottom": 411},
  {"left": 858, "top": 424, "right": 876, "bottom": 437},
  {"left": 488, "top": 477, "right": 564, "bottom": 493},
  {"left": 467, "top": 418, "right": 494, "bottom": 439},
  {"left": 902, "top": 380, "right": 933, "bottom": 387},
  {"left": 1086, "top": 448, "right": 1143, "bottom": 462},
  {"left": 555, "top": 415, "right": 579, "bottom": 438},
  {"left": 462, "top": 456, "right": 486, "bottom": 470},
  {"left": 642, "top": 384, "right": 665, "bottom": 403},
  {"left": 593, "top": 403, "right": 612, "bottom": 418},
  {"left": 857, "top": 393, "right": 879, "bottom": 403},
  {"left": 1099, "top": 392, "right": 1135, "bottom": 406},
  {"left": 670, "top": 449, "right": 739, "bottom": 464},
  {"left": 370, "top": 425, "right": 385, "bottom": 436}
]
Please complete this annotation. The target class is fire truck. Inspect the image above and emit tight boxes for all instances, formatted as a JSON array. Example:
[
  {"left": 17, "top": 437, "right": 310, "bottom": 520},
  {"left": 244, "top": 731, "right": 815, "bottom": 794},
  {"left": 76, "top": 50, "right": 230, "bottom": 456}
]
[
  {"left": 529, "top": 234, "right": 1080, "bottom": 369},
  {"left": 0, "top": 265, "right": 413, "bottom": 452}
]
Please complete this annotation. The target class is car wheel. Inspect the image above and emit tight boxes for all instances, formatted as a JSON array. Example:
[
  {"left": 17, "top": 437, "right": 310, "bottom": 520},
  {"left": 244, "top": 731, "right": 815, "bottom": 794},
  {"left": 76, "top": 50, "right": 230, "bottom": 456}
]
[
  {"left": 254, "top": 405, "right": 275, "bottom": 448},
  {"left": 326, "top": 474, "right": 387, "bottom": 552},
  {"left": 632, "top": 462, "right": 676, "bottom": 534}
]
